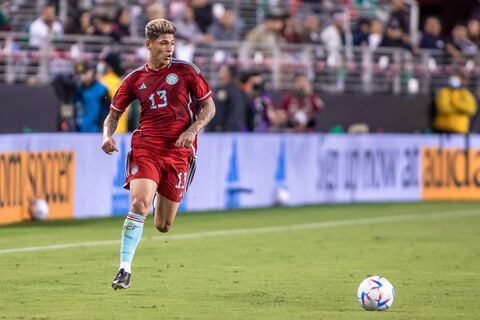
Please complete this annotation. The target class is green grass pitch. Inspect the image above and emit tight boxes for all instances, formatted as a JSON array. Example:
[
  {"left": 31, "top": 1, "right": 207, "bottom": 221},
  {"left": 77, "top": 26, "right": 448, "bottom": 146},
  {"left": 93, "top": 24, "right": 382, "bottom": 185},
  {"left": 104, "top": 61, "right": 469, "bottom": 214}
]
[{"left": 1, "top": 202, "right": 480, "bottom": 319}]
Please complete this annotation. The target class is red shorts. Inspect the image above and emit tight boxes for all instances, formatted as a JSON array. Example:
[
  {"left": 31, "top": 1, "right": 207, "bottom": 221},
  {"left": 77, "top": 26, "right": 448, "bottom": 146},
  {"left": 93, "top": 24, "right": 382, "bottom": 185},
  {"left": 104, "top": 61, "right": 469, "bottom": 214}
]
[{"left": 123, "top": 146, "right": 196, "bottom": 202}]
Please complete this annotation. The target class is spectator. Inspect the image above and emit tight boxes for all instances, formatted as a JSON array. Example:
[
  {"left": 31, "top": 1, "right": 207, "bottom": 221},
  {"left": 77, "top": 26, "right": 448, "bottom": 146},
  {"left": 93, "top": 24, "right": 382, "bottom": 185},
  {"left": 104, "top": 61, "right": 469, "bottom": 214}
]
[
  {"left": 420, "top": 16, "right": 445, "bottom": 50},
  {"left": 174, "top": 5, "right": 212, "bottom": 61},
  {"left": 92, "top": 14, "right": 114, "bottom": 37},
  {"left": 433, "top": 72, "right": 477, "bottom": 134},
  {"left": 65, "top": 10, "right": 95, "bottom": 35},
  {"left": 279, "top": 74, "right": 324, "bottom": 132},
  {"left": 191, "top": 0, "right": 214, "bottom": 33},
  {"left": 98, "top": 52, "right": 129, "bottom": 133},
  {"left": 208, "top": 64, "right": 247, "bottom": 132},
  {"left": 320, "top": 11, "right": 346, "bottom": 55},
  {"left": 207, "top": 9, "right": 244, "bottom": 41},
  {"left": 75, "top": 64, "right": 110, "bottom": 132},
  {"left": 242, "top": 72, "right": 285, "bottom": 132},
  {"left": 302, "top": 14, "right": 321, "bottom": 44},
  {"left": 282, "top": 15, "right": 303, "bottom": 44},
  {"left": 352, "top": 18, "right": 370, "bottom": 46},
  {"left": 112, "top": 7, "right": 131, "bottom": 41},
  {"left": 28, "top": 4, "right": 64, "bottom": 48},
  {"left": 389, "top": 0, "right": 409, "bottom": 34},
  {"left": 146, "top": 3, "right": 166, "bottom": 21},
  {"left": 0, "top": 6, "right": 11, "bottom": 31},
  {"left": 446, "top": 23, "right": 478, "bottom": 60},
  {"left": 244, "top": 12, "right": 284, "bottom": 48},
  {"left": 467, "top": 18, "right": 480, "bottom": 47},
  {"left": 367, "top": 19, "right": 384, "bottom": 51},
  {"left": 380, "top": 19, "right": 411, "bottom": 50}
]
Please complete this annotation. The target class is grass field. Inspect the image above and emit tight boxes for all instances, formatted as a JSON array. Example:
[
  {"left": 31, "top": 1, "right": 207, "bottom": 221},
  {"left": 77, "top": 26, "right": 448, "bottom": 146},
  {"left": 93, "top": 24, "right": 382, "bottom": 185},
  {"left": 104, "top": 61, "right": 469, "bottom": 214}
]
[{"left": 1, "top": 202, "right": 480, "bottom": 320}]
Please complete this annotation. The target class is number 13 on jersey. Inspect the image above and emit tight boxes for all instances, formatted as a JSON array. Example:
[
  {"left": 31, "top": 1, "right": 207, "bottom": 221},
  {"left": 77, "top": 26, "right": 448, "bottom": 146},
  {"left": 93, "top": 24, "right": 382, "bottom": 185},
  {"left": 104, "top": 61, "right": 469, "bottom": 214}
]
[{"left": 149, "top": 90, "right": 168, "bottom": 109}]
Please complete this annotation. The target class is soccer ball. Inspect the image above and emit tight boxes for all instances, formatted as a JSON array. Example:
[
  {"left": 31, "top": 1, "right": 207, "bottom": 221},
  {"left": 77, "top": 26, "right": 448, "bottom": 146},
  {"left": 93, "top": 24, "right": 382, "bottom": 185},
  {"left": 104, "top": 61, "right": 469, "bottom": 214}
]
[
  {"left": 357, "top": 276, "right": 395, "bottom": 311},
  {"left": 30, "top": 198, "right": 49, "bottom": 220}
]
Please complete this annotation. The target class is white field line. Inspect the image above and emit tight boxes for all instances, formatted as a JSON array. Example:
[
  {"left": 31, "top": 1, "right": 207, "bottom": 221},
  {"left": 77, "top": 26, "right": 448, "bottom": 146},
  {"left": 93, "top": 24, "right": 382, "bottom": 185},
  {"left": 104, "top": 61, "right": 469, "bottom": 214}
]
[{"left": 0, "top": 209, "right": 479, "bottom": 255}]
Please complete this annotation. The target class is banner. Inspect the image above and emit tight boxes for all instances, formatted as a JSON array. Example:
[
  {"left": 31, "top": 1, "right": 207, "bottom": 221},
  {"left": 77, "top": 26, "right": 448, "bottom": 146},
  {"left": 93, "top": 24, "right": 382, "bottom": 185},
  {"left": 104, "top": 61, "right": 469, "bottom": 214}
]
[
  {"left": 2, "top": 133, "right": 480, "bottom": 224},
  {"left": 422, "top": 147, "right": 480, "bottom": 200},
  {"left": 0, "top": 150, "right": 75, "bottom": 224}
]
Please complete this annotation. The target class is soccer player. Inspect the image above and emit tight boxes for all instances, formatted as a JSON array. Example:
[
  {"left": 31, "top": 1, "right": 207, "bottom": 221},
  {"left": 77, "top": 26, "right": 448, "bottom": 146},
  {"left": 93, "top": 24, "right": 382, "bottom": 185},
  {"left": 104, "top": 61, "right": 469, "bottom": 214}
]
[{"left": 101, "top": 19, "right": 215, "bottom": 290}]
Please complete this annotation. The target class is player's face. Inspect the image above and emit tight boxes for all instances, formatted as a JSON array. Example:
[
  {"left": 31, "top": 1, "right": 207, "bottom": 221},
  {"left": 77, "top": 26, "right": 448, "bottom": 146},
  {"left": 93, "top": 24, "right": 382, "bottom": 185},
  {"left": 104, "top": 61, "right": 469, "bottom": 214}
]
[{"left": 147, "top": 34, "right": 175, "bottom": 67}]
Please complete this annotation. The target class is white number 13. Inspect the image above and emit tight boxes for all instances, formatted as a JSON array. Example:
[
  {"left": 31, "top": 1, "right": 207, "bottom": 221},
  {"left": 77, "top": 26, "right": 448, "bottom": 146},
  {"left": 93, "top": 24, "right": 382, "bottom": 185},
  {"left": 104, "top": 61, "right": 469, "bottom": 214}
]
[{"left": 149, "top": 90, "right": 168, "bottom": 109}]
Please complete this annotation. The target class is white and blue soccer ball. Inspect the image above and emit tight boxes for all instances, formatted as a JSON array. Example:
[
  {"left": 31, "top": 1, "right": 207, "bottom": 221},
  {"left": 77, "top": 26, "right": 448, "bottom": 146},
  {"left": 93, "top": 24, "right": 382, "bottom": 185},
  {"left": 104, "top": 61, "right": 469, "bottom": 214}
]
[
  {"left": 357, "top": 275, "right": 395, "bottom": 311},
  {"left": 30, "top": 198, "right": 49, "bottom": 220}
]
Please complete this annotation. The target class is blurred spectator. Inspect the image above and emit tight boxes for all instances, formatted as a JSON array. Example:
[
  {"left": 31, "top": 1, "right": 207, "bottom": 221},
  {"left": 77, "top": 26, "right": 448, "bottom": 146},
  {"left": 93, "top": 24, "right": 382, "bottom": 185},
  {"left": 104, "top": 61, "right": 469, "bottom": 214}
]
[
  {"left": 242, "top": 72, "right": 285, "bottom": 132},
  {"left": 283, "top": 15, "right": 303, "bottom": 44},
  {"left": 146, "top": 3, "right": 166, "bottom": 21},
  {"left": 279, "top": 74, "right": 324, "bottom": 132},
  {"left": 352, "top": 18, "right": 370, "bottom": 46},
  {"left": 245, "top": 13, "right": 284, "bottom": 47},
  {"left": 380, "top": 19, "right": 411, "bottom": 50},
  {"left": 467, "top": 19, "right": 480, "bottom": 47},
  {"left": 51, "top": 73, "right": 77, "bottom": 131},
  {"left": 191, "top": 0, "right": 214, "bottom": 33},
  {"left": 174, "top": 5, "right": 213, "bottom": 61},
  {"left": 302, "top": 14, "right": 321, "bottom": 44},
  {"left": 419, "top": 16, "right": 445, "bottom": 50},
  {"left": 321, "top": 11, "right": 346, "bottom": 55},
  {"left": 389, "top": 0, "right": 409, "bottom": 33},
  {"left": 208, "top": 64, "right": 247, "bottom": 132},
  {"left": 75, "top": 64, "right": 110, "bottom": 132},
  {"left": 433, "top": 72, "right": 477, "bottom": 134},
  {"left": 65, "top": 10, "right": 95, "bottom": 35},
  {"left": 207, "top": 9, "right": 244, "bottom": 41},
  {"left": 92, "top": 15, "right": 114, "bottom": 37},
  {"left": 368, "top": 19, "right": 384, "bottom": 50},
  {"left": 446, "top": 23, "right": 478, "bottom": 60},
  {"left": 98, "top": 52, "right": 129, "bottom": 133},
  {"left": 28, "top": 4, "right": 64, "bottom": 48},
  {"left": 112, "top": 7, "right": 131, "bottom": 41},
  {"left": 0, "top": 6, "right": 11, "bottom": 31}
]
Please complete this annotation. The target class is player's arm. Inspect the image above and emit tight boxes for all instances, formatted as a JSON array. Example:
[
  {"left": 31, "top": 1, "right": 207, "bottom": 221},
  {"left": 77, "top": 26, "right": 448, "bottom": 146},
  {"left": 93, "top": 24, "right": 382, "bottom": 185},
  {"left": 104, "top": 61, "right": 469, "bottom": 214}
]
[
  {"left": 175, "top": 97, "right": 216, "bottom": 148},
  {"left": 101, "top": 111, "right": 121, "bottom": 155}
]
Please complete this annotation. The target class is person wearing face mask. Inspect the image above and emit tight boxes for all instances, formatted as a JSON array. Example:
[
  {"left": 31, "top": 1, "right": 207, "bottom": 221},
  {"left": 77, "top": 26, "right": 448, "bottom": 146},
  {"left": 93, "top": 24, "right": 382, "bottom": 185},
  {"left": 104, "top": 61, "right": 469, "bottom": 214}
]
[
  {"left": 279, "top": 74, "right": 324, "bottom": 132},
  {"left": 433, "top": 72, "right": 478, "bottom": 134}
]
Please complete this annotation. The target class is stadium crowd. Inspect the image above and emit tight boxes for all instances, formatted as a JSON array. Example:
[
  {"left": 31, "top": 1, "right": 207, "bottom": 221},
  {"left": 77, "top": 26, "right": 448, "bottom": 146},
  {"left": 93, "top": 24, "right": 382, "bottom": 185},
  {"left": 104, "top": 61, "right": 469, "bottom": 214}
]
[{"left": 0, "top": 0, "right": 479, "bottom": 133}]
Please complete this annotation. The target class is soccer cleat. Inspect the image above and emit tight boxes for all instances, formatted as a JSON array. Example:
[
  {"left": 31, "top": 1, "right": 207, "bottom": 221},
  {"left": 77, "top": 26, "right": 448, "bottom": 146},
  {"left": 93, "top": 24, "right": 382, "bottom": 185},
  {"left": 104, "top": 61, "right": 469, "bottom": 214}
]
[{"left": 112, "top": 269, "right": 131, "bottom": 290}]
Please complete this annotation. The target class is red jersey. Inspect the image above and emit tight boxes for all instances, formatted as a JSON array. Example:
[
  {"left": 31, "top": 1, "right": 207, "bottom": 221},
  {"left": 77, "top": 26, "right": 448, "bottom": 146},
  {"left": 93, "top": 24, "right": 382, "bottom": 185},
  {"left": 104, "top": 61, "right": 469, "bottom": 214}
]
[{"left": 110, "top": 58, "right": 212, "bottom": 157}]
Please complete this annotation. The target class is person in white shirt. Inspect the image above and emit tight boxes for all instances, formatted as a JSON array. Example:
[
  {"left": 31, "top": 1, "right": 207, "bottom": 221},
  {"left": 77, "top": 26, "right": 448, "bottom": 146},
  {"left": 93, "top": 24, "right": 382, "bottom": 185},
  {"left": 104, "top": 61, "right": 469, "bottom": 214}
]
[{"left": 29, "top": 4, "right": 63, "bottom": 48}]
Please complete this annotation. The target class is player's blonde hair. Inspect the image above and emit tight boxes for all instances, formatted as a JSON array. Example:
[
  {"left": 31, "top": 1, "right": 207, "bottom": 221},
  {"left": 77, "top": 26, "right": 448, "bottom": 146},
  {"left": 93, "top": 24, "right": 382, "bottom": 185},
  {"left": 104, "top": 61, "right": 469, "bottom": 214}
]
[{"left": 145, "top": 19, "right": 176, "bottom": 40}]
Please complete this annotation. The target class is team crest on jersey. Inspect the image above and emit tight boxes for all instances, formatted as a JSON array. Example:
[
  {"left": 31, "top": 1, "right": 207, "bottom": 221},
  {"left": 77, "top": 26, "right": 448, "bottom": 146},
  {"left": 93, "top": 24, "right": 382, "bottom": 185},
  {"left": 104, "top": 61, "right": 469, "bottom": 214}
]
[
  {"left": 131, "top": 165, "right": 139, "bottom": 175},
  {"left": 166, "top": 73, "right": 178, "bottom": 85}
]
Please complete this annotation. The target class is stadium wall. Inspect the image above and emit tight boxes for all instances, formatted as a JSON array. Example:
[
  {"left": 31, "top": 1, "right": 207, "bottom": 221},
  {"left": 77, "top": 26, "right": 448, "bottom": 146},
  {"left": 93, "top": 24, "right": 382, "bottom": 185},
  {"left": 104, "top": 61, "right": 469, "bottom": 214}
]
[
  {"left": 0, "top": 85, "right": 438, "bottom": 133},
  {"left": 0, "top": 133, "right": 479, "bottom": 224}
]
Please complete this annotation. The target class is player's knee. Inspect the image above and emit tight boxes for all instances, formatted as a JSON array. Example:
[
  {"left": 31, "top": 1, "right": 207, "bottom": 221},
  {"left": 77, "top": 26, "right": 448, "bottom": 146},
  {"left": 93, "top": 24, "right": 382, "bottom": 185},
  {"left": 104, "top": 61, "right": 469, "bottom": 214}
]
[
  {"left": 155, "top": 221, "right": 171, "bottom": 233},
  {"left": 130, "top": 198, "right": 150, "bottom": 216}
]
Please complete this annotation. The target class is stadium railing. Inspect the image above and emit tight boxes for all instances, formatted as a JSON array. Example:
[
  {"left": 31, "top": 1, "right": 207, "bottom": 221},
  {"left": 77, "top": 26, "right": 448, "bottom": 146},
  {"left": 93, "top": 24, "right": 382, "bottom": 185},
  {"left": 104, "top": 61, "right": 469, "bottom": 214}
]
[{"left": 1, "top": 31, "right": 478, "bottom": 96}]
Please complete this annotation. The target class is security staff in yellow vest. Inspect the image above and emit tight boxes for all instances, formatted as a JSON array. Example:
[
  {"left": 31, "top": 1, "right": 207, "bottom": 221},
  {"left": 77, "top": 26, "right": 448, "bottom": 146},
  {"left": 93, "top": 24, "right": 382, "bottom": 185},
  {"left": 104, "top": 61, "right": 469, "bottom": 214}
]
[{"left": 433, "top": 72, "right": 478, "bottom": 134}]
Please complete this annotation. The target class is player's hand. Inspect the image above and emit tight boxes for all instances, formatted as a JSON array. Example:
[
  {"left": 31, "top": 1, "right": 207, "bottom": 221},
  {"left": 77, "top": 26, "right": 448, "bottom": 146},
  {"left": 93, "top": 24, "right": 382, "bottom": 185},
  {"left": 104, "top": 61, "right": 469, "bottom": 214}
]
[
  {"left": 101, "top": 136, "right": 118, "bottom": 155},
  {"left": 175, "top": 129, "right": 196, "bottom": 148}
]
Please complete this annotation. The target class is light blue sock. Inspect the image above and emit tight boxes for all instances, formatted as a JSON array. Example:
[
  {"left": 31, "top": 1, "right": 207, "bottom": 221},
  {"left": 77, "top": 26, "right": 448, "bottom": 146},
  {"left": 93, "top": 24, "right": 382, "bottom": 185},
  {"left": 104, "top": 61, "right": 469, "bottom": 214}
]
[{"left": 119, "top": 212, "right": 145, "bottom": 273}]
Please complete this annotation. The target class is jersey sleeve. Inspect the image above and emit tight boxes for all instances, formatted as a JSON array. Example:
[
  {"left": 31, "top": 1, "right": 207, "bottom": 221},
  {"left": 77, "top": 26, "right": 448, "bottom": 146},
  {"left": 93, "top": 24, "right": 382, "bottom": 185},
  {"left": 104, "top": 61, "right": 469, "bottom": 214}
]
[
  {"left": 110, "top": 76, "right": 135, "bottom": 114},
  {"left": 188, "top": 68, "right": 212, "bottom": 102}
]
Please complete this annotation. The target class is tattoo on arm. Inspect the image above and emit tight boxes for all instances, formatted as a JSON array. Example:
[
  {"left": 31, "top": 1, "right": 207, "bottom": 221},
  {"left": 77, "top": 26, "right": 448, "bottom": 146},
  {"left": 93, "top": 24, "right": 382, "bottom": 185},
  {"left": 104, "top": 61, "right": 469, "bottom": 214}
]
[
  {"left": 188, "top": 98, "right": 216, "bottom": 134},
  {"left": 103, "top": 111, "right": 121, "bottom": 137}
]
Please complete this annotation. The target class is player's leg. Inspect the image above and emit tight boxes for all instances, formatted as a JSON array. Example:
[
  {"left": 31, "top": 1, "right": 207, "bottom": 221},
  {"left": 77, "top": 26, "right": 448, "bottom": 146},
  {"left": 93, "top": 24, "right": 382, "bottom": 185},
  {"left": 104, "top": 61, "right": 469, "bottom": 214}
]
[
  {"left": 113, "top": 178, "right": 158, "bottom": 290},
  {"left": 153, "top": 194, "right": 180, "bottom": 233}
]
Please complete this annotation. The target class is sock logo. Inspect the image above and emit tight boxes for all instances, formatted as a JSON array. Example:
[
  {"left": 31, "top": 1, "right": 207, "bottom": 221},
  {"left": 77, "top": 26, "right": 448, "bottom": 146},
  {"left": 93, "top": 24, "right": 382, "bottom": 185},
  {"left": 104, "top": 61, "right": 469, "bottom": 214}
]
[{"left": 123, "top": 224, "right": 138, "bottom": 231}]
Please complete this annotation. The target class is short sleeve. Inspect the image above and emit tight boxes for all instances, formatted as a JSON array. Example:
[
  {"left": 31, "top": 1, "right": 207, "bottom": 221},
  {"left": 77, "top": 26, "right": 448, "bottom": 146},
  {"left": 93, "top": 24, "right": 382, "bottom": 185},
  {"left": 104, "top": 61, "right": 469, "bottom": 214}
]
[
  {"left": 188, "top": 70, "right": 212, "bottom": 102},
  {"left": 110, "top": 77, "right": 135, "bottom": 114}
]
